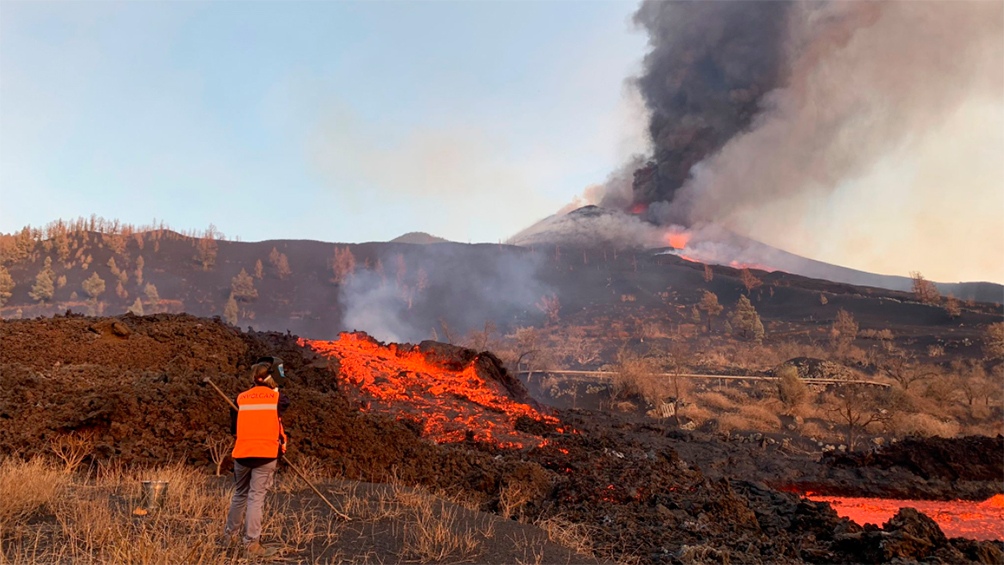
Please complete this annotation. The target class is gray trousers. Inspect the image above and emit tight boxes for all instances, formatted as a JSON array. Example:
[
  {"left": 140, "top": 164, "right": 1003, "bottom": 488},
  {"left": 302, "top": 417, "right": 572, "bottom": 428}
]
[{"left": 224, "top": 459, "right": 277, "bottom": 543}]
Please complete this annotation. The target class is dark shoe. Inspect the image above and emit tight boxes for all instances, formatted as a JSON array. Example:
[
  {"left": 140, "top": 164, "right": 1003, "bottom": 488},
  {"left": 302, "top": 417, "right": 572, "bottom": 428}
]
[{"left": 245, "top": 541, "right": 279, "bottom": 558}]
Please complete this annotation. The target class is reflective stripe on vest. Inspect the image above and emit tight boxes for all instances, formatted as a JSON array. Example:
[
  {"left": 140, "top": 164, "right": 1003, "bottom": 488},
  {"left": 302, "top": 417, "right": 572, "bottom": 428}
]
[
  {"left": 240, "top": 404, "right": 278, "bottom": 411},
  {"left": 232, "top": 386, "right": 281, "bottom": 459}
]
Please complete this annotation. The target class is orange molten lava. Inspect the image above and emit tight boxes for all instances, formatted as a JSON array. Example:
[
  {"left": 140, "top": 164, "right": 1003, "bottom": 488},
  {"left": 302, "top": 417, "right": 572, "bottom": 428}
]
[
  {"left": 806, "top": 494, "right": 1004, "bottom": 541},
  {"left": 664, "top": 231, "right": 691, "bottom": 250},
  {"left": 303, "top": 333, "right": 559, "bottom": 449}
]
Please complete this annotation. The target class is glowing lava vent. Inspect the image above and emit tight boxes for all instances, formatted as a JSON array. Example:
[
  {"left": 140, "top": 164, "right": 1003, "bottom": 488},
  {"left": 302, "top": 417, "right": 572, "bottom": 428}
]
[
  {"left": 663, "top": 229, "right": 691, "bottom": 250},
  {"left": 304, "top": 332, "right": 561, "bottom": 449}
]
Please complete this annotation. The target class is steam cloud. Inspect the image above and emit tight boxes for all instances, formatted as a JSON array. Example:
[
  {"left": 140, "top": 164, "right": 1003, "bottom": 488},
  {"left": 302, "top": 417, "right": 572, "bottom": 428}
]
[
  {"left": 627, "top": 0, "right": 1003, "bottom": 230},
  {"left": 340, "top": 245, "right": 550, "bottom": 343}
]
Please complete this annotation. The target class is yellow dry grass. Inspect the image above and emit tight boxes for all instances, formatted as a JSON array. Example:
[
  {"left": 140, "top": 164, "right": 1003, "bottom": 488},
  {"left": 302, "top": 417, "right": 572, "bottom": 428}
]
[
  {"left": 2, "top": 459, "right": 230, "bottom": 564},
  {"left": 0, "top": 456, "right": 68, "bottom": 530},
  {"left": 534, "top": 514, "right": 595, "bottom": 558},
  {"left": 694, "top": 392, "right": 740, "bottom": 412},
  {"left": 0, "top": 457, "right": 509, "bottom": 565}
]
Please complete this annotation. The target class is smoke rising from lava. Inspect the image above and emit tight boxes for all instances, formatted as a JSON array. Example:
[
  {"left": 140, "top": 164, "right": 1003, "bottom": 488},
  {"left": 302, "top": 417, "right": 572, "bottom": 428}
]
[{"left": 339, "top": 245, "right": 550, "bottom": 343}]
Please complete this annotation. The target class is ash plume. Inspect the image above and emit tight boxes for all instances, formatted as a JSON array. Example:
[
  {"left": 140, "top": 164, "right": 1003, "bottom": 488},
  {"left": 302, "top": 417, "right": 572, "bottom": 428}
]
[
  {"left": 630, "top": 0, "right": 792, "bottom": 215},
  {"left": 626, "top": 0, "right": 1003, "bottom": 227}
]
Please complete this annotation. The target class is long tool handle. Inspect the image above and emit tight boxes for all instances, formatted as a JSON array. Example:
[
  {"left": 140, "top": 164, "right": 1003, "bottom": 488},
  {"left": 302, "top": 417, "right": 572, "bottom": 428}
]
[
  {"left": 203, "top": 377, "right": 350, "bottom": 521},
  {"left": 204, "top": 378, "right": 238, "bottom": 411},
  {"left": 283, "top": 459, "right": 350, "bottom": 520}
]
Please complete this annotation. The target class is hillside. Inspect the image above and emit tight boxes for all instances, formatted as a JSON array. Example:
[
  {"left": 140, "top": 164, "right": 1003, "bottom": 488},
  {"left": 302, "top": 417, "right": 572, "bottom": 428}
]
[{"left": 1, "top": 227, "right": 1001, "bottom": 355}]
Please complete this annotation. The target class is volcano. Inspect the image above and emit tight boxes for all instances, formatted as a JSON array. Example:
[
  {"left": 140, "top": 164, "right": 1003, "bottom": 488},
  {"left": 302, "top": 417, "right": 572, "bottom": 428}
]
[{"left": 509, "top": 206, "right": 1003, "bottom": 303}]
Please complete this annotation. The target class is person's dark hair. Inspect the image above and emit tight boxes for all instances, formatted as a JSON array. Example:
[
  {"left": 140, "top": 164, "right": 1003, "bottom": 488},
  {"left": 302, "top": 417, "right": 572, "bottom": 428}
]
[{"left": 250, "top": 356, "right": 286, "bottom": 387}]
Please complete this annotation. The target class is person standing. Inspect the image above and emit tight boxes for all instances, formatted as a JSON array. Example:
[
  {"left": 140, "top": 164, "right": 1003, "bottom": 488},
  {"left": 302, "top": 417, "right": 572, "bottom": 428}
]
[{"left": 223, "top": 356, "right": 290, "bottom": 557}]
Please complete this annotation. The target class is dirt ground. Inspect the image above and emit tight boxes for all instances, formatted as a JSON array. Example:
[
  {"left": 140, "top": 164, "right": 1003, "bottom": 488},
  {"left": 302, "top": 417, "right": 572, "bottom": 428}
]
[{"left": 2, "top": 313, "right": 1002, "bottom": 564}]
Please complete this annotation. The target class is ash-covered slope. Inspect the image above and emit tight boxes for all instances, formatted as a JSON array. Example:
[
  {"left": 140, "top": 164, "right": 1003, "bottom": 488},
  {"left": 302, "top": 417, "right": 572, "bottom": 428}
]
[
  {"left": 509, "top": 206, "right": 1003, "bottom": 303},
  {"left": 1, "top": 224, "right": 1000, "bottom": 354}
]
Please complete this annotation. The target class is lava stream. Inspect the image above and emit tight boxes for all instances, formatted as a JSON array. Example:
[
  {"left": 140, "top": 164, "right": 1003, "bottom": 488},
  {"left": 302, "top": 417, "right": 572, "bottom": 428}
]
[
  {"left": 806, "top": 494, "right": 1004, "bottom": 541},
  {"left": 303, "top": 333, "right": 559, "bottom": 449}
]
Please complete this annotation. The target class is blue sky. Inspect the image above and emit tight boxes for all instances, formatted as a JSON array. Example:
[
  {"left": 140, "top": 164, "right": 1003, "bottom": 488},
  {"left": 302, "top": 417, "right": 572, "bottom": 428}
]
[{"left": 0, "top": 1, "right": 648, "bottom": 243}]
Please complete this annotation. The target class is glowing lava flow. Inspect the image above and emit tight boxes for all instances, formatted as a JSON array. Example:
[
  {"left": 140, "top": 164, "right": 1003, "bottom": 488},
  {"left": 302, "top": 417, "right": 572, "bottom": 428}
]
[
  {"left": 303, "top": 333, "right": 560, "bottom": 449},
  {"left": 806, "top": 494, "right": 1004, "bottom": 541}
]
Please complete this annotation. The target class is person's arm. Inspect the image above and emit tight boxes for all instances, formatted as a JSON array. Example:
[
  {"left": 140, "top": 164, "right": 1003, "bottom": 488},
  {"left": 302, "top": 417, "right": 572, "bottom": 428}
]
[
  {"left": 277, "top": 391, "right": 290, "bottom": 418},
  {"left": 277, "top": 391, "right": 290, "bottom": 457}
]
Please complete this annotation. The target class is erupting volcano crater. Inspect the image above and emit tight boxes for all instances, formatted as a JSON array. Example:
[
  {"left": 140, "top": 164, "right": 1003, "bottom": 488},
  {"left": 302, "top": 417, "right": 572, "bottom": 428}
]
[{"left": 304, "top": 332, "right": 564, "bottom": 449}]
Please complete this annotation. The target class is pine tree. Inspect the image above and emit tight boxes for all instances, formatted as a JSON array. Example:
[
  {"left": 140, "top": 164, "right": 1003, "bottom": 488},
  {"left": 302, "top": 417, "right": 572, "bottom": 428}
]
[
  {"left": 128, "top": 297, "right": 144, "bottom": 316},
  {"left": 223, "top": 294, "right": 239, "bottom": 325},
  {"left": 739, "top": 268, "right": 762, "bottom": 295},
  {"left": 330, "top": 246, "right": 356, "bottom": 284},
  {"left": 910, "top": 271, "right": 940, "bottom": 304},
  {"left": 416, "top": 267, "right": 429, "bottom": 292},
  {"left": 985, "top": 322, "right": 1004, "bottom": 360},
  {"left": 82, "top": 272, "right": 106, "bottom": 300},
  {"left": 55, "top": 231, "right": 71, "bottom": 262},
  {"left": 231, "top": 268, "right": 258, "bottom": 301},
  {"left": 144, "top": 283, "right": 160, "bottom": 303},
  {"left": 830, "top": 308, "right": 858, "bottom": 349},
  {"left": 269, "top": 247, "right": 291, "bottom": 279},
  {"left": 254, "top": 259, "right": 263, "bottom": 280},
  {"left": 698, "top": 290, "right": 723, "bottom": 333},
  {"left": 193, "top": 225, "right": 220, "bottom": 271},
  {"left": 944, "top": 295, "right": 961, "bottom": 319},
  {"left": 275, "top": 253, "right": 291, "bottom": 279},
  {"left": 730, "top": 295, "right": 765, "bottom": 342},
  {"left": 134, "top": 256, "right": 145, "bottom": 286},
  {"left": 0, "top": 264, "right": 15, "bottom": 306},
  {"left": 29, "top": 257, "right": 55, "bottom": 303}
]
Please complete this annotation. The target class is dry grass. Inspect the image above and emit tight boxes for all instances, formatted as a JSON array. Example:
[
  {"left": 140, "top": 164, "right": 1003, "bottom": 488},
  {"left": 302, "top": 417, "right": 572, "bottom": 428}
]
[
  {"left": 886, "top": 413, "right": 961, "bottom": 439},
  {"left": 401, "top": 495, "right": 494, "bottom": 562},
  {"left": 534, "top": 514, "right": 595, "bottom": 558},
  {"left": 693, "top": 392, "right": 740, "bottom": 412},
  {"left": 0, "top": 456, "right": 68, "bottom": 529},
  {"left": 678, "top": 404, "right": 713, "bottom": 427},
  {"left": 1, "top": 457, "right": 513, "bottom": 564},
  {"left": 799, "top": 421, "right": 841, "bottom": 443},
  {"left": 498, "top": 480, "right": 536, "bottom": 521},
  {"left": 678, "top": 543, "right": 731, "bottom": 564},
  {"left": 336, "top": 480, "right": 499, "bottom": 562},
  {"left": 2, "top": 458, "right": 229, "bottom": 564}
]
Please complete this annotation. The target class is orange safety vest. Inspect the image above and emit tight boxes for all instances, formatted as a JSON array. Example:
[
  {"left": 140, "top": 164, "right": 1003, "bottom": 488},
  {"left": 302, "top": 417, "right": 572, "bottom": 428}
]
[{"left": 232, "top": 386, "right": 285, "bottom": 459}]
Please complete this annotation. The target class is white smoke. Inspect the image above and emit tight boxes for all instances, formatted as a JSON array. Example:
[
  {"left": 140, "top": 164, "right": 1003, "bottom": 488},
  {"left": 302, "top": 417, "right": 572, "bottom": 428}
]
[{"left": 338, "top": 245, "right": 551, "bottom": 343}]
